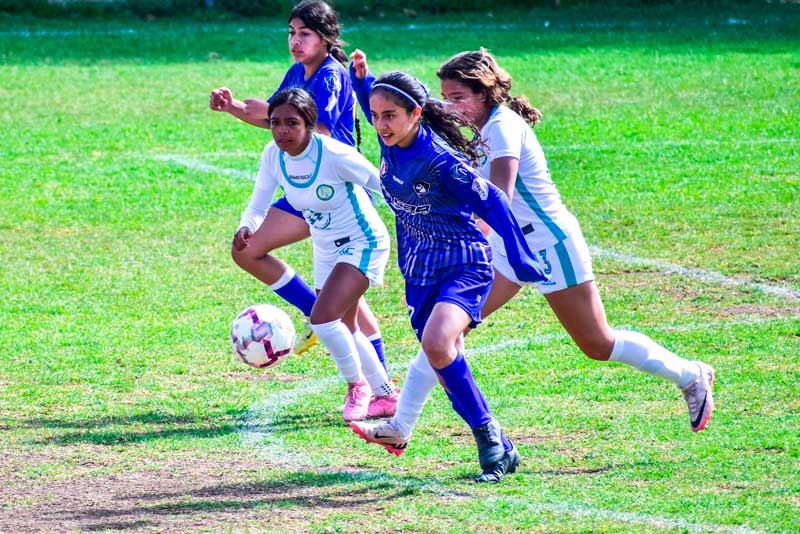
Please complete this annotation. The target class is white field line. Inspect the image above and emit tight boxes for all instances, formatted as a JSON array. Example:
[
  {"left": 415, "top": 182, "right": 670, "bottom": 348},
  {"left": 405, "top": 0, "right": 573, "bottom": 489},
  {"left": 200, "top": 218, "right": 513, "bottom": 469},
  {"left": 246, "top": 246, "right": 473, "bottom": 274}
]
[
  {"left": 151, "top": 154, "right": 800, "bottom": 303},
  {"left": 152, "top": 154, "right": 254, "bottom": 180},
  {"left": 592, "top": 246, "right": 800, "bottom": 302}
]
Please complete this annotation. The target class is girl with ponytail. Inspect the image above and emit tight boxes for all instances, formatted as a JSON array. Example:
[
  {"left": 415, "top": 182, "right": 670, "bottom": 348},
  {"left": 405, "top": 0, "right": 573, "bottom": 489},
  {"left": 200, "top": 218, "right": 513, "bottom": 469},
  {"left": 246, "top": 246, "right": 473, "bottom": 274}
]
[
  {"left": 437, "top": 48, "right": 715, "bottom": 433},
  {"left": 347, "top": 50, "right": 547, "bottom": 484}
]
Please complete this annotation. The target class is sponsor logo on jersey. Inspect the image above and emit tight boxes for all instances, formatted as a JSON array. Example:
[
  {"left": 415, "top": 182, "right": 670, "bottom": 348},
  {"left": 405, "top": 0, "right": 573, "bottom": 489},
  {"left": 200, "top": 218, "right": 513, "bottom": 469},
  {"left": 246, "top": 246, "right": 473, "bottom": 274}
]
[
  {"left": 289, "top": 173, "right": 313, "bottom": 183},
  {"left": 450, "top": 163, "right": 472, "bottom": 183},
  {"left": 316, "top": 184, "right": 335, "bottom": 201},
  {"left": 389, "top": 196, "right": 430, "bottom": 215},
  {"left": 413, "top": 181, "right": 430, "bottom": 197},
  {"left": 472, "top": 177, "right": 489, "bottom": 200}
]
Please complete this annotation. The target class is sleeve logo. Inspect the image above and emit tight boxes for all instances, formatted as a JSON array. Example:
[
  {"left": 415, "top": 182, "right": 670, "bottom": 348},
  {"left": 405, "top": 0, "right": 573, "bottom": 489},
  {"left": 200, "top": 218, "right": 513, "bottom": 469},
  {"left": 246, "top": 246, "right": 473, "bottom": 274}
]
[
  {"left": 471, "top": 177, "right": 489, "bottom": 200},
  {"left": 450, "top": 163, "right": 472, "bottom": 183}
]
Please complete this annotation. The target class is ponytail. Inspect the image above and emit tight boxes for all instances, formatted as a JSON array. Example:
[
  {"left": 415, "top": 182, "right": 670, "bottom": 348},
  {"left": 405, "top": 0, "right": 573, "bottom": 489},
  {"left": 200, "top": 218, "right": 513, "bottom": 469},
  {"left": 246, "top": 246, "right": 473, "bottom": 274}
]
[
  {"left": 371, "top": 71, "right": 480, "bottom": 163},
  {"left": 438, "top": 47, "right": 543, "bottom": 128}
]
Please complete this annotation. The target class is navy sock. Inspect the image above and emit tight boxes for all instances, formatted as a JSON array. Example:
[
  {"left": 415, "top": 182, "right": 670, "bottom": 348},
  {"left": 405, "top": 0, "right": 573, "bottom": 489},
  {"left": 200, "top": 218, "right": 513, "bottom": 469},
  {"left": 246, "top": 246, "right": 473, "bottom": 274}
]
[
  {"left": 273, "top": 274, "right": 316, "bottom": 317},
  {"left": 369, "top": 336, "right": 389, "bottom": 374},
  {"left": 435, "top": 352, "right": 492, "bottom": 429}
]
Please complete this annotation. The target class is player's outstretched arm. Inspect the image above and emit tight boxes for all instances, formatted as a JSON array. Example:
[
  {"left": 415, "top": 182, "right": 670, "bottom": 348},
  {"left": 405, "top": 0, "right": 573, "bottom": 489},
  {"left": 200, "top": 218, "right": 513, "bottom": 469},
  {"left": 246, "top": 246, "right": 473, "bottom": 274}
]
[{"left": 209, "top": 87, "right": 271, "bottom": 129}]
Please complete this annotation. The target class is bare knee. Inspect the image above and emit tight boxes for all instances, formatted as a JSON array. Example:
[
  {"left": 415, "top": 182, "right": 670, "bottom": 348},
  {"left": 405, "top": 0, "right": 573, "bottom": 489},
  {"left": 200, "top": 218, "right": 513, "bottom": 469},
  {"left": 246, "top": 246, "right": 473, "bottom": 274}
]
[
  {"left": 420, "top": 336, "right": 453, "bottom": 367},
  {"left": 577, "top": 337, "right": 614, "bottom": 361}
]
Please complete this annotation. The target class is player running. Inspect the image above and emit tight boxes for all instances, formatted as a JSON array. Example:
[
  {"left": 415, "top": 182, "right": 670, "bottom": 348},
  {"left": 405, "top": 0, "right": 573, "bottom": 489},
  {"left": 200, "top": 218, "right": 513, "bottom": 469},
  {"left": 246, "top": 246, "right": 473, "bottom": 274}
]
[
  {"left": 346, "top": 60, "right": 548, "bottom": 483},
  {"left": 234, "top": 88, "right": 397, "bottom": 421}
]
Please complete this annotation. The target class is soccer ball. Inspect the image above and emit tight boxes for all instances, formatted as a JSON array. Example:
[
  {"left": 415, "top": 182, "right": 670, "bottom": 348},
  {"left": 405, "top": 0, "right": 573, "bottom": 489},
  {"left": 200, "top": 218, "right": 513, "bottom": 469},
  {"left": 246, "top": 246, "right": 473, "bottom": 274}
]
[{"left": 231, "top": 304, "right": 296, "bottom": 369}]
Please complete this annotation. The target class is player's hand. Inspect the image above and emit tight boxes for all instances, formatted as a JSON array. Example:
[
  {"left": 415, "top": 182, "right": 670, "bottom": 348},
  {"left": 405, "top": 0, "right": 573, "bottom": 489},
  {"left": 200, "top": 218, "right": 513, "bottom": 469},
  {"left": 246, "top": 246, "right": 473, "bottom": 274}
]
[
  {"left": 210, "top": 87, "right": 233, "bottom": 112},
  {"left": 232, "top": 227, "right": 252, "bottom": 251},
  {"left": 349, "top": 49, "right": 368, "bottom": 79}
]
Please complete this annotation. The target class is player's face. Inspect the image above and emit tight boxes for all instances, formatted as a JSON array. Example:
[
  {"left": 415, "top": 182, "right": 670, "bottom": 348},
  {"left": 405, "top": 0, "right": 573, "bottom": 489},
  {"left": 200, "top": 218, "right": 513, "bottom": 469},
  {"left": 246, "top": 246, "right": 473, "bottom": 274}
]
[
  {"left": 269, "top": 104, "right": 312, "bottom": 156},
  {"left": 288, "top": 18, "right": 327, "bottom": 65},
  {"left": 441, "top": 78, "right": 490, "bottom": 128},
  {"left": 369, "top": 93, "right": 421, "bottom": 149}
]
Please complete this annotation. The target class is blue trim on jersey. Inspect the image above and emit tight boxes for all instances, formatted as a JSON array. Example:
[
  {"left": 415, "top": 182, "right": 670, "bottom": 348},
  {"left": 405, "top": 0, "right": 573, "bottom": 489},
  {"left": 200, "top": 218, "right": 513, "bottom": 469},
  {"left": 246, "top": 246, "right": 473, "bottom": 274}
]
[
  {"left": 279, "top": 135, "right": 323, "bottom": 189},
  {"left": 554, "top": 240, "right": 577, "bottom": 287},
  {"left": 345, "top": 181, "right": 378, "bottom": 274},
  {"left": 514, "top": 175, "right": 567, "bottom": 242}
]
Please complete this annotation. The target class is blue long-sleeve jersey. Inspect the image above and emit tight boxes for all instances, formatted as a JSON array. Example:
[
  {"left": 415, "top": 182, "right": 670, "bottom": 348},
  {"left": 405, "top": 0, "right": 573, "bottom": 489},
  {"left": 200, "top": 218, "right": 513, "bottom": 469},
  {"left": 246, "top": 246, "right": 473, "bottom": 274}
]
[
  {"left": 352, "top": 68, "right": 548, "bottom": 286},
  {"left": 271, "top": 55, "right": 356, "bottom": 146}
]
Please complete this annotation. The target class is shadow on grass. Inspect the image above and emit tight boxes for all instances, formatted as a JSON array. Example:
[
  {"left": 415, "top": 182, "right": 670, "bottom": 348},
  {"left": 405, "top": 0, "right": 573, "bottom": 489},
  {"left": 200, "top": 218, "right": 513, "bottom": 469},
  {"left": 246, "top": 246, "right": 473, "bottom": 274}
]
[
  {"left": 46, "top": 471, "right": 419, "bottom": 531},
  {"left": 9, "top": 407, "right": 339, "bottom": 445}
]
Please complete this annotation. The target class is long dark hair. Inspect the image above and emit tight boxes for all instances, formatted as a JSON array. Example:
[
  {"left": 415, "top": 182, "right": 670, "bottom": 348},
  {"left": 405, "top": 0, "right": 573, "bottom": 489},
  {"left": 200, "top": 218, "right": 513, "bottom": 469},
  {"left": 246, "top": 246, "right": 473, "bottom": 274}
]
[
  {"left": 371, "top": 71, "right": 480, "bottom": 163},
  {"left": 268, "top": 88, "right": 318, "bottom": 129},
  {"left": 289, "top": 0, "right": 347, "bottom": 64},
  {"left": 437, "top": 48, "right": 542, "bottom": 127}
]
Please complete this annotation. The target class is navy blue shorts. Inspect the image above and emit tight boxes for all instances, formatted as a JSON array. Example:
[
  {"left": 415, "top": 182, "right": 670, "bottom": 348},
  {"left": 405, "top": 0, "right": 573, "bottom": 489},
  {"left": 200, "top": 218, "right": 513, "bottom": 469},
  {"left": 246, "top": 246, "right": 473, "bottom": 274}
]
[
  {"left": 271, "top": 189, "right": 375, "bottom": 220},
  {"left": 405, "top": 265, "right": 494, "bottom": 342},
  {"left": 271, "top": 196, "right": 304, "bottom": 219}
]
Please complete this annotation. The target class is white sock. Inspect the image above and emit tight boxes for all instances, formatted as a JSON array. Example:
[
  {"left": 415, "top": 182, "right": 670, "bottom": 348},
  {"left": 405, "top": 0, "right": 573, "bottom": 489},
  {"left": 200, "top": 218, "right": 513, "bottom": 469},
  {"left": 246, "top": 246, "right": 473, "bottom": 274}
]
[
  {"left": 353, "top": 330, "right": 393, "bottom": 396},
  {"left": 609, "top": 330, "right": 700, "bottom": 389},
  {"left": 311, "top": 319, "right": 363, "bottom": 384},
  {"left": 268, "top": 266, "right": 294, "bottom": 290},
  {"left": 392, "top": 349, "right": 439, "bottom": 438}
]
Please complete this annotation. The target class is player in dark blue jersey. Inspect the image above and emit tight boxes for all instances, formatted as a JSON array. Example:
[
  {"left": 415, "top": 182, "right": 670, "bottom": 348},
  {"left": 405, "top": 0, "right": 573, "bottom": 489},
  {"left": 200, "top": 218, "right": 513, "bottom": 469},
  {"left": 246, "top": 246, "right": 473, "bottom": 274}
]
[
  {"left": 209, "top": 2, "right": 395, "bottom": 414},
  {"left": 347, "top": 55, "right": 547, "bottom": 483}
]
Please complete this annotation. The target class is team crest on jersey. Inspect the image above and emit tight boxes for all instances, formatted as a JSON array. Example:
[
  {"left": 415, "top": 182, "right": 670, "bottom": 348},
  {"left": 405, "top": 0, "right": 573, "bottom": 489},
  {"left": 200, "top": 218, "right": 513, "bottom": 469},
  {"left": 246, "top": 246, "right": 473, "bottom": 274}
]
[
  {"left": 450, "top": 164, "right": 472, "bottom": 184},
  {"left": 471, "top": 177, "right": 489, "bottom": 200},
  {"left": 316, "top": 184, "right": 335, "bottom": 201},
  {"left": 413, "top": 181, "right": 430, "bottom": 197}
]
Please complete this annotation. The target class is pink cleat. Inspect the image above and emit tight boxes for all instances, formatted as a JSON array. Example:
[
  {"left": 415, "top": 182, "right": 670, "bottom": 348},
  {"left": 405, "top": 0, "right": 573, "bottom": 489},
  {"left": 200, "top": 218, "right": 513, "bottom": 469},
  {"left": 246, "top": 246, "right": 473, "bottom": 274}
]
[
  {"left": 342, "top": 381, "right": 371, "bottom": 422},
  {"left": 367, "top": 390, "right": 399, "bottom": 418}
]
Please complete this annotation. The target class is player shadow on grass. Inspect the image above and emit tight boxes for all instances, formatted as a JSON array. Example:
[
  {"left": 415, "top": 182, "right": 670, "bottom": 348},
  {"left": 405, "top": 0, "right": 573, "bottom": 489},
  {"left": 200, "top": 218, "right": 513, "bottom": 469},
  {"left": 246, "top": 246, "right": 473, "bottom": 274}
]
[
  {"left": 46, "top": 472, "right": 416, "bottom": 531},
  {"left": 16, "top": 408, "right": 344, "bottom": 446}
]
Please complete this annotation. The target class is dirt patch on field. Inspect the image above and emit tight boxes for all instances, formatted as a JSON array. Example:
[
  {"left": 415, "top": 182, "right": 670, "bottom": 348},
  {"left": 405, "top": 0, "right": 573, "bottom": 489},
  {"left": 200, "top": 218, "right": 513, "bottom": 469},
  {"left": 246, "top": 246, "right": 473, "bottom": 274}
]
[{"left": 0, "top": 449, "right": 405, "bottom": 533}]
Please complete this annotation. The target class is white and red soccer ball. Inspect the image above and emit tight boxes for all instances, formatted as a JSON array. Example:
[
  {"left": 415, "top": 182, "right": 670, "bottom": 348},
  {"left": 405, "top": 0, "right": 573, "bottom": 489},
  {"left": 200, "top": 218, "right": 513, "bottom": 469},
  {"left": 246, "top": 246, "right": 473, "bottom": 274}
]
[{"left": 231, "top": 304, "right": 295, "bottom": 368}]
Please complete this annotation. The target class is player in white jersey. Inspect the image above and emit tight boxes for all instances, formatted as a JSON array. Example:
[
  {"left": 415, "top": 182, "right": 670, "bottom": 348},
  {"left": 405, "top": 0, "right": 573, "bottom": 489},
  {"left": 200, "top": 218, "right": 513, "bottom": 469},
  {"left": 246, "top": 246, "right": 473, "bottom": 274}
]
[
  {"left": 234, "top": 88, "right": 396, "bottom": 422},
  {"left": 210, "top": 0, "right": 389, "bottom": 367},
  {"left": 437, "top": 48, "right": 715, "bottom": 432}
]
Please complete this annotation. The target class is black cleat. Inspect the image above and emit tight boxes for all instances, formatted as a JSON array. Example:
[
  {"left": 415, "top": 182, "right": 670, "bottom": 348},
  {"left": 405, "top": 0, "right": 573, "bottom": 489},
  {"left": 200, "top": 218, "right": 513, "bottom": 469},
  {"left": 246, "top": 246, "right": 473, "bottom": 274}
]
[
  {"left": 475, "top": 444, "right": 520, "bottom": 483},
  {"left": 471, "top": 418, "right": 505, "bottom": 470}
]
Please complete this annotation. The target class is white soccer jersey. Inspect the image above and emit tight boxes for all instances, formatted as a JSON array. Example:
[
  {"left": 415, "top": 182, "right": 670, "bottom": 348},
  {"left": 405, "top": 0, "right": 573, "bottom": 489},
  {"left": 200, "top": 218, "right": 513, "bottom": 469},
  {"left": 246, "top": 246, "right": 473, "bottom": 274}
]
[
  {"left": 240, "top": 133, "right": 388, "bottom": 259},
  {"left": 478, "top": 105, "right": 580, "bottom": 251}
]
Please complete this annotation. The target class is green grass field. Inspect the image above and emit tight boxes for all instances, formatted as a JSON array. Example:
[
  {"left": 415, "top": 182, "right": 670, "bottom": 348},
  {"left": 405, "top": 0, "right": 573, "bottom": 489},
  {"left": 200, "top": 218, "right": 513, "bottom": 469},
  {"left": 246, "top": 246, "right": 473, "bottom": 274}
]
[{"left": 1, "top": 4, "right": 799, "bottom": 533}]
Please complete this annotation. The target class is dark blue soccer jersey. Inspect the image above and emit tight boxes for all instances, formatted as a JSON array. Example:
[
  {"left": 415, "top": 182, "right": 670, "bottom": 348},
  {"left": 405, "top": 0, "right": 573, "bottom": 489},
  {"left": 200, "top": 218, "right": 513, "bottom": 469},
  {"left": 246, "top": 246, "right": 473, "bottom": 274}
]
[
  {"left": 379, "top": 125, "right": 494, "bottom": 285},
  {"left": 270, "top": 55, "right": 355, "bottom": 146},
  {"left": 352, "top": 70, "right": 549, "bottom": 287}
]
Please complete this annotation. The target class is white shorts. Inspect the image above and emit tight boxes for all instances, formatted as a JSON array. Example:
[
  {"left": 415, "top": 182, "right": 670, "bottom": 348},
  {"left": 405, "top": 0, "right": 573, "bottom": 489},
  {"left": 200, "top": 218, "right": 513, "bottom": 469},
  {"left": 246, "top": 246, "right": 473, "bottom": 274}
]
[
  {"left": 313, "top": 234, "right": 390, "bottom": 290},
  {"left": 490, "top": 226, "right": 594, "bottom": 294}
]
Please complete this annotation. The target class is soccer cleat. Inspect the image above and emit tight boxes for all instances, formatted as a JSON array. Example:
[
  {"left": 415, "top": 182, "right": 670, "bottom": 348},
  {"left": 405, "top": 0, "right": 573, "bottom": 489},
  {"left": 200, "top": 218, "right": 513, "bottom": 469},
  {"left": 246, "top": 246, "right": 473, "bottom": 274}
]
[
  {"left": 475, "top": 443, "right": 520, "bottom": 484},
  {"left": 342, "top": 381, "right": 371, "bottom": 422},
  {"left": 293, "top": 318, "right": 318, "bottom": 355},
  {"left": 471, "top": 418, "right": 506, "bottom": 470},
  {"left": 350, "top": 419, "right": 409, "bottom": 456},
  {"left": 681, "top": 361, "right": 716, "bottom": 432},
  {"left": 366, "top": 390, "right": 399, "bottom": 418}
]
